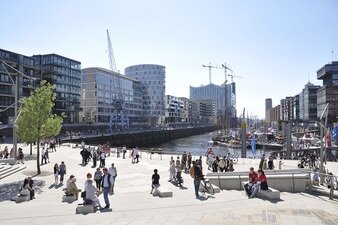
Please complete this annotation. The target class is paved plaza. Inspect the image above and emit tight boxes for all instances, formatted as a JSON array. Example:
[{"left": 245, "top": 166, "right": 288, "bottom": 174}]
[{"left": 0, "top": 143, "right": 338, "bottom": 225}]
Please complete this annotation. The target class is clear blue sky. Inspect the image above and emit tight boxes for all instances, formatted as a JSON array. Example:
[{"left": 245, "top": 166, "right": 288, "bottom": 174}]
[{"left": 1, "top": 0, "right": 338, "bottom": 118}]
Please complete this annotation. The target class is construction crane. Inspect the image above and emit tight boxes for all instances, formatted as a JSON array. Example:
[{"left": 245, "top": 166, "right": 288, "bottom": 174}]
[
  {"left": 202, "top": 62, "right": 223, "bottom": 84},
  {"left": 106, "top": 29, "right": 129, "bottom": 132},
  {"left": 221, "top": 63, "right": 233, "bottom": 84},
  {"left": 228, "top": 71, "right": 243, "bottom": 83}
]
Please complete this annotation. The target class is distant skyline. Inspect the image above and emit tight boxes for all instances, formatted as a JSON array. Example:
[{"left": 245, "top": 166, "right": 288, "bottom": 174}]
[{"left": 1, "top": 0, "right": 338, "bottom": 118}]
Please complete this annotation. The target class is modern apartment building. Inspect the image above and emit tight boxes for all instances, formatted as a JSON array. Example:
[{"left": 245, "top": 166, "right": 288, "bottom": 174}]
[
  {"left": 265, "top": 98, "right": 272, "bottom": 123},
  {"left": 33, "top": 54, "right": 81, "bottom": 124},
  {"left": 298, "top": 82, "right": 320, "bottom": 122},
  {"left": 191, "top": 99, "right": 216, "bottom": 125},
  {"left": 317, "top": 61, "right": 338, "bottom": 126},
  {"left": 164, "top": 95, "right": 184, "bottom": 123},
  {"left": 125, "top": 64, "right": 166, "bottom": 126},
  {"left": 0, "top": 48, "right": 40, "bottom": 125},
  {"left": 190, "top": 82, "right": 236, "bottom": 127},
  {"left": 80, "top": 67, "right": 146, "bottom": 128}
]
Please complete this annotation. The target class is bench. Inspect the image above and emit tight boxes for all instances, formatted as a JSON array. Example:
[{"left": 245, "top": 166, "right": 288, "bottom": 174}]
[
  {"left": 15, "top": 195, "right": 30, "bottom": 203},
  {"left": 76, "top": 203, "right": 95, "bottom": 214},
  {"left": 0, "top": 158, "right": 16, "bottom": 165},
  {"left": 62, "top": 195, "right": 76, "bottom": 203},
  {"left": 241, "top": 182, "right": 280, "bottom": 199},
  {"left": 152, "top": 186, "right": 173, "bottom": 198},
  {"left": 257, "top": 187, "right": 280, "bottom": 200}
]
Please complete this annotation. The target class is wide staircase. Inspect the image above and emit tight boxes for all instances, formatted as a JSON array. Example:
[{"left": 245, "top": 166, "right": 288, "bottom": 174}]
[{"left": 0, "top": 164, "right": 26, "bottom": 180}]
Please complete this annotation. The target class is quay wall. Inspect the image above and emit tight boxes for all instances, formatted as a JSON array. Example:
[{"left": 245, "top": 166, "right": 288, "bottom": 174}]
[{"left": 66, "top": 126, "right": 218, "bottom": 148}]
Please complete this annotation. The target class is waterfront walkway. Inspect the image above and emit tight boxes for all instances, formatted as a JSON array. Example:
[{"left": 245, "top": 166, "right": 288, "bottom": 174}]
[{"left": 0, "top": 143, "right": 337, "bottom": 225}]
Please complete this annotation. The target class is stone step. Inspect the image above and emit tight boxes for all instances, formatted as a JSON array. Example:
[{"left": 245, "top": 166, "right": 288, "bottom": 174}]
[
  {"left": 0, "top": 165, "right": 12, "bottom": 174},
  {"left": 0, "top": 165, "right": 26, "bottom": 180}
]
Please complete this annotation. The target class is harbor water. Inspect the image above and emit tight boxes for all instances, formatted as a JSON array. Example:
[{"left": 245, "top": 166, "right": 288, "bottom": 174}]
[{"left": 150, "top": 131, "right": 274, "bottom": 157}]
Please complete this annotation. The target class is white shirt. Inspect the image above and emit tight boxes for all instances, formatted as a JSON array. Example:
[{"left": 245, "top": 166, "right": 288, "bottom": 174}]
[
  {"left": 108, "top": 167, "right": 117, "bottom": 177},
  {"left": 85, "top": 183, "right": 98, "bottom": 201}
]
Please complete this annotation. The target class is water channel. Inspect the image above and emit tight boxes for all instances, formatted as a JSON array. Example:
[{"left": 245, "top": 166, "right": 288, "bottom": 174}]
[{"left": 151, "top": 131, "right": 273, "bottom": 157}]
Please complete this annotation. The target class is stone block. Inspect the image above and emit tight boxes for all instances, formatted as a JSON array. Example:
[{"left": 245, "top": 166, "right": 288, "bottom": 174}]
[
  {"left": 257, "top": 188, "right": 280, "bottom": 200},
  {"left": 75, "top": 204, "right": 94, "bottom": 214},
  {"left": 15, "top": 195, "right": 30, "bottom": 203},
  {"left": 62, "top": 195, "right": 76, "bottom": 203}
]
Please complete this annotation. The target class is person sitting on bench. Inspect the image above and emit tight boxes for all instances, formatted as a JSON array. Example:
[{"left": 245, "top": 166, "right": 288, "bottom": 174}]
[
  {"left": 84, "top": 179, "right": 102, "bottom": 209},
  {"left": 244, "top": 167, "right": 258, "bottom": 196},
  {"left": 20, "top": 177, "right": 34, "bottom": 200},
  {"left": 249, "top": 169, "right": 268, "bottom": 199},
  {"left": 67, "top": 177, "right": 81, "bottom": 200}
]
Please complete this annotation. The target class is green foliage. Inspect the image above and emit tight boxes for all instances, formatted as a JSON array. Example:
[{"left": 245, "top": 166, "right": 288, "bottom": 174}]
[{"left": 17, "top": 80, "right": 63, "bottom": 141}]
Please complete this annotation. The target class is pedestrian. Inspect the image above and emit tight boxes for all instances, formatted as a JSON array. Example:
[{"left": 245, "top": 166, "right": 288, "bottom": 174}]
[
  {"left": 100, "top": 151, "right": 106, "bottom": 167},
  {"left": 135, "top": 148, "right": 140, "bottom": 163},
  {"left": 92, "top": 148, "right": 97, "bottom": 168},
  {"left": 122, "top": 146, "right": 127, "bottom": 159},
  {"left": 53, "top": 163, "right": 59, "bottom": 185},
  {"left": 45, "top": 148, "right": 50, "bottom": 163},
  {"left": 175, "top": 158, "right": 183, "bottom": 186},
  {"left": 150, "top": 169, "right": 160, "bottom": 194},
  {"left": 190, "top": 160, "right": 203, "bottom": 198},
  {"left": 108, "top": 163, "right": 117, "bottom": 194},
  {"left": 181, "top": 151, "right": 187, "bottom": 172},
  {"left": 187, "top": 152, "right": 192, "bottom": 169},
  {"left": 259, "top": 154, "right": 265, "bottom": 170},
  {"left": 101, "top": 168, "right": 113, "bottom": 209},
  {"left": 17, "top": 148, "right": 24, "bottom": 164},
  {"left": 94, "top": 168, "right": 103, "bottom": 190},
  {"left": 59, "top": 161, "right": 67, "bottom": 184},
  {"left": 3, "top": 146, "right": 9, "bottom": 159},
  {"left": 168, "top": 159, "right": 176, "bottom": 182},
  {"left": 268, "top": 156, "right": 274, "bottom": 170}
]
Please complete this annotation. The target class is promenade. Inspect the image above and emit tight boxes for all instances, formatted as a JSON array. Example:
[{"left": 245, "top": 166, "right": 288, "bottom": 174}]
[{"left": 0, "top": 143, "right": 337, "bottom": 225}]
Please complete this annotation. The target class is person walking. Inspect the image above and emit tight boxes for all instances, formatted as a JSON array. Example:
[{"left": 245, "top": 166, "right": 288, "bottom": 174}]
[
  {"left": 150, "top": 169, "right": 160, "bottom": 194},
  {"left": 53, "top": 163, "right": 59, "bottom": 185},
  {"left": 17, "top": 148, "right": 24, "bottom": 164},
  {"left": 59, "top": 161, "right": 66, "bottom": 184},
  {"left": 101, "top": 168, "right": 113, "bottom": 209},
  {"left": 108, "top": 163, "right": 117, "bottom": 194},
  {"left": 190, "top": 160, "right": 203, "bottom": 198},
  {"left": 94, "top": 168, "right": 103, "bottom": 190}
]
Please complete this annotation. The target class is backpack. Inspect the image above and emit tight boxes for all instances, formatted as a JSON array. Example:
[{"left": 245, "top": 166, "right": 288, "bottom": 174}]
[{"left": 189, "top": 166, "right": 195, "bottom": 178}]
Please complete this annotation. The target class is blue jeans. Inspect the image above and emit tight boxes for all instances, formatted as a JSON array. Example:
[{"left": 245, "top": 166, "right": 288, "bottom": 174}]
[
  {"left": 103, "top": 187, "right": 110, "bottom": 207},
  {"left": 194, "top": 178, "right": 201, "bottom": 197}
]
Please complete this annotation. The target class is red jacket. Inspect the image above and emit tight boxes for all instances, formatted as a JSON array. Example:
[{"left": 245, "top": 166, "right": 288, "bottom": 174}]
[{"left": 249, "top": 171, "right": 258, "bottom": 183}]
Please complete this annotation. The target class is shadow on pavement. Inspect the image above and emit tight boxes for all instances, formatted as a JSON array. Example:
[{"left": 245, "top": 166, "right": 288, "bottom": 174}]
[{"left": 0, "top": 180, "right": 45, "bottom": 202}]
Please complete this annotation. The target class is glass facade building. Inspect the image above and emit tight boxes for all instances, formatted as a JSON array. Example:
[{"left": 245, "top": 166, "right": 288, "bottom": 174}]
[
  {"left": 33, "top": 54, "right": 81, "bottom": 124},
  {"left": 81, "top": 67, "right": 146, "bottom": 127},
  {"left": 0, "top": 48, "right": 40, "bottom": 125},
  {"left": 317, "top": 61, "right": 338, "bottom": 125},
  {"left": 125, "top": 64, "right": 166, "bottom": 126}
]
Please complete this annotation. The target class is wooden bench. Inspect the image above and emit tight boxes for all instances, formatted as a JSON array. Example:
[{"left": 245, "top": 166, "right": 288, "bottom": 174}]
[
  {"left": 152, "top": 185, "right": 173, "bottom": 198},
  {"left": 0, "top": 158, "right": 16, "bottom": 165},
  {"left": 257, "top": 187, "right": 280, "bottom": 200},
  {"left": 76, "top": 203, "right": 95, "bottom": 214}
]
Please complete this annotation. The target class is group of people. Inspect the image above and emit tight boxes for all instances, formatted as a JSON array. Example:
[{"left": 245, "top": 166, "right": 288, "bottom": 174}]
[
  {"left": 168, "top": 152, "right": 194, "bottom": 187},
  {"left": 79, "top": 144, "right": 110, "bottom": 168},
  {"left": 206, "top": 149, "right": 235, "bottom": 172},
  {"left": 62, "top": 162, "right": 118, "bottom": 210},
  {"left": 0, "top": 146, "right": 13, "bottom": 159},
  {"left": 259, "top": 154, "right": 275, "bottom": 170},
  {"left": 244, "top": 167, "right": 269, "bottom": 199},
  {"left": 53, "top": 161, "right": 67, "bottom": 185}
]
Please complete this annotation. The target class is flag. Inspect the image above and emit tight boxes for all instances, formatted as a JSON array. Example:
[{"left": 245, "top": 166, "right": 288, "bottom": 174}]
[
  {"left": 332, "top": 124, "right": 338, "bottom": 141},
  {"left": 251, "top": 134, "right": 256, "bottom": 156}
]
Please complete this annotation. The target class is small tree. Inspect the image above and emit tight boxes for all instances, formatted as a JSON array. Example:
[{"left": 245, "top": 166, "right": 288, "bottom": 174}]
[{"left": 17, "top": 80, "right": 63, "bottom": 174}]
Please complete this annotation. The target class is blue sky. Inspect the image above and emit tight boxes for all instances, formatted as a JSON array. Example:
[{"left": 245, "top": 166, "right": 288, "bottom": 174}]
[{"left": 1, "top": 0, "right": 338, "bottom": 118}]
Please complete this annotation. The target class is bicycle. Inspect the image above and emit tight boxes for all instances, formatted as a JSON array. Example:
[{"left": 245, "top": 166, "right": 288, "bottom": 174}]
[{"left": 200, "top": 177, "right": 215, "bottom": 195}]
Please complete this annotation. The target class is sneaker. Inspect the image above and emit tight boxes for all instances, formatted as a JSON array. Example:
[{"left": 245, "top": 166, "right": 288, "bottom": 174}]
[{"left": 104, "top": 205, "right": 110, "bottom": 209}]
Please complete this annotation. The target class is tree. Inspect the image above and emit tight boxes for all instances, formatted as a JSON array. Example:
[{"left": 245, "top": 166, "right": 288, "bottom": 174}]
[{"left": 17, "top": 80, "right": 63, "bottom": 174}]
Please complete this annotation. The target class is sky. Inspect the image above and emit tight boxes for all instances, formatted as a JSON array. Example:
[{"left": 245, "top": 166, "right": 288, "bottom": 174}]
[{"left": 1, "top": 0, "right": 338, "bottom": 118}]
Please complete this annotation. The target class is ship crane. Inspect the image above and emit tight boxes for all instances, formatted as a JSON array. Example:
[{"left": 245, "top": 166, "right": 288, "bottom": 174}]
[{"left": 107, "top": 29, "right": 129, "bottom": 132}]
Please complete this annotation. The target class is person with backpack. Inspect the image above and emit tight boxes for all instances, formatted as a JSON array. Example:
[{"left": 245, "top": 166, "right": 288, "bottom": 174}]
[{"left": 190, "top": 160, "right": 203, "bottom": 198}]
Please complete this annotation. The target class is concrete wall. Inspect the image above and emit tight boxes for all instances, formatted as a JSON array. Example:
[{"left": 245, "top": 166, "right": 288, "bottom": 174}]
[{"left": 66, "top": 126, "right": 217, "bottom": 148}]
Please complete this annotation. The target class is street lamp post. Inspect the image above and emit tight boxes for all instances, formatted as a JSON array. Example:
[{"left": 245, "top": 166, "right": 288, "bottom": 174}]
[{"left": 0, "top": 60, "right": 38, "bottom": 158}]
